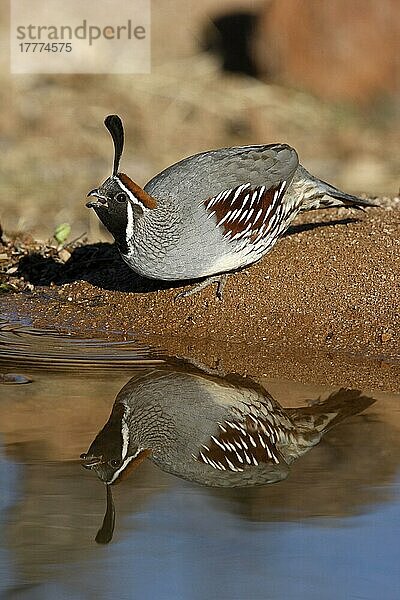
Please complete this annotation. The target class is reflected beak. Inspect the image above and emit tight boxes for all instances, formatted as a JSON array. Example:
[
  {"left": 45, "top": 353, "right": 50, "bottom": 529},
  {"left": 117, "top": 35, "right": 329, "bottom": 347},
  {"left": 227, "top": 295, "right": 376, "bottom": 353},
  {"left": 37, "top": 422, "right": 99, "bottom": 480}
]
[
  {"left": 80, "top": 453, "right": 103, "bottom": 468},
  {"left": 86, "top": 189, "right": 108, "bottom": 209}
]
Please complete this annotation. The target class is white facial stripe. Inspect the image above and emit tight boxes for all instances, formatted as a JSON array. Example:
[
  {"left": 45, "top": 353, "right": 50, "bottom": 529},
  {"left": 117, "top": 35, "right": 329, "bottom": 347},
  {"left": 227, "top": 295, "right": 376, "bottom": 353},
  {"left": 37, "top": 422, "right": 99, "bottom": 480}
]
[
  {"left": 116, "top": 177, "right": 142, "bottom": 207},
  {"left": 121, "top": 414, "right": 130, "bottom": 461},
  {"left": 126, "top": 201, "right": 134, "bottom": 243},
  {"left": 108, "top": 447, "right": 143, "bottom": 484}
]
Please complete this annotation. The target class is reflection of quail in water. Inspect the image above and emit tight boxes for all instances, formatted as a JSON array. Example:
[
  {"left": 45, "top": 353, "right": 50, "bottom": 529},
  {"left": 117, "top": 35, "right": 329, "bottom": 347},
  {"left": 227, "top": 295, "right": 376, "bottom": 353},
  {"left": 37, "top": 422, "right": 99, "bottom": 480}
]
[
  {"left": 81, "top": 366, "right": 374, "bottom": 489},
  {"left": 86, "top": 115, "right": 376, "bottom": 297}
]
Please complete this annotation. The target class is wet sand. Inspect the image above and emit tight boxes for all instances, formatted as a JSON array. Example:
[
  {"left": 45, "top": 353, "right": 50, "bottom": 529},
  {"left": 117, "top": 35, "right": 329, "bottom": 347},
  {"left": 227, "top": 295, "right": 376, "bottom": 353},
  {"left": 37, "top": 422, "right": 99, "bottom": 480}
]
[{"left": 1, "top": 203, "right": 399, "bottom": 392}]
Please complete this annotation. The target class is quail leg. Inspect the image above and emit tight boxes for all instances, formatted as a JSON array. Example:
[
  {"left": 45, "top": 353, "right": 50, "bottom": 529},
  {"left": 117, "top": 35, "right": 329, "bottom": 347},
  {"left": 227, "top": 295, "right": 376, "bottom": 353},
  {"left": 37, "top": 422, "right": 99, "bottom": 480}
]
[{"left": 175, "top": 274, "right": 228, "bottom": 300}]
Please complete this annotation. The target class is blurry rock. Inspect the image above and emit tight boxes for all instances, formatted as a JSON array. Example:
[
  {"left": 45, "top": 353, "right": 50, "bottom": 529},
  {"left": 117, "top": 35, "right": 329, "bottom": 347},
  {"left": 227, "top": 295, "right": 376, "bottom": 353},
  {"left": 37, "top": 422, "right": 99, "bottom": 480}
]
[
  {"left": 257, "top": 0, "right": 400, "bottom": 104},
  {"left": 202, "top": 11, "right": 259, "bottom": 76}
]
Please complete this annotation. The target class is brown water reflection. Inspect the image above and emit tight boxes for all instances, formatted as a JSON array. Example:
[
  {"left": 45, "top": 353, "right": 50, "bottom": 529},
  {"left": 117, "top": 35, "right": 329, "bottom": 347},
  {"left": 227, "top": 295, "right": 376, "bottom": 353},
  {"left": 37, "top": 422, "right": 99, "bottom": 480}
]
[{"left": 0, "top": 331, "right": 399, "bottom": 598}]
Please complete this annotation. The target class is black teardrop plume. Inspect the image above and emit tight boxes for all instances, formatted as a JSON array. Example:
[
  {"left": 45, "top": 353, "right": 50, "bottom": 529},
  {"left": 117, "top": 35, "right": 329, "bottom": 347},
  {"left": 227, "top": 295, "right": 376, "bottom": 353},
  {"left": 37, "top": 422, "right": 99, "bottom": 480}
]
[
  {"left": 95, "top": 484, "right": 116, "bottom": 544},
  {"left": 104, "top": 114, "right": 124, "bottom": 176}
]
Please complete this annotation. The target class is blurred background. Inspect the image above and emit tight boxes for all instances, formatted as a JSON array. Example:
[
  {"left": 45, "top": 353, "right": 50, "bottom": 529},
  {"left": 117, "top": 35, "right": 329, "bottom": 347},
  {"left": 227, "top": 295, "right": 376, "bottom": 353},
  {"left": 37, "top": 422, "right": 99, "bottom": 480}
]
[{"left": 1, "top": 0, "right": 399, "bottom": 241}]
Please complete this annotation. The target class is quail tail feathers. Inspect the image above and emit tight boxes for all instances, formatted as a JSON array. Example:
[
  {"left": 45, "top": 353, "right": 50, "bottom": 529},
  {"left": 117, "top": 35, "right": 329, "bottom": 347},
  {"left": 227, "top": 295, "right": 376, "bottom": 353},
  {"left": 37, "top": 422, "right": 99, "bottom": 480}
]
[
  {"left": 317, "top": 181, "right": 378, "bottom": 211},
  {"left": 286, "top": 388, "right": 375, "bottom": 436},
  {"left": 296, "top": 166, "right": 378, "bottom": 212}
]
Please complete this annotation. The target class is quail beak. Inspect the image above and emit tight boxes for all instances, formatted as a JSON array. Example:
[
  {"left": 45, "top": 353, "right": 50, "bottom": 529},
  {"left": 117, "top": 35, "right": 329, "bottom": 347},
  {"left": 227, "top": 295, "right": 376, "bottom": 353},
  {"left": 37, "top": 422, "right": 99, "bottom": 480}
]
[
  {"left": 80, "top": 453, "right": 103, "bottom": 468},
  {"left": 86, "top": 189, "right": 108, "bottom": 209}
]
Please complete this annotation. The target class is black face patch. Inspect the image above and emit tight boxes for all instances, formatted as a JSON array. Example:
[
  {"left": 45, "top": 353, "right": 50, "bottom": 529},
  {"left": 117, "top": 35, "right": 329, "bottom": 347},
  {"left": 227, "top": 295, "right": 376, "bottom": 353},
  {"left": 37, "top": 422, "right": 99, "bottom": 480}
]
[
  {"left": 92, "top": 201, "right": 129, "bottom": 254},
  {"left": 82, "top": 403, "right": 126, "bottom": 484},
  {"left": 89, "top": 177, "right": 132, "bottom": 253}
]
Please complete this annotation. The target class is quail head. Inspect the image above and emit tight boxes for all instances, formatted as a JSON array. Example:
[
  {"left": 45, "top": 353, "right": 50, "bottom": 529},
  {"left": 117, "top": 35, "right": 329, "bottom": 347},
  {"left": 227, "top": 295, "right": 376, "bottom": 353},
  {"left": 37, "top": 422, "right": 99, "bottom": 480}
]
[{"left": 86, "top": 115, "right": 377, "bottom": 297}]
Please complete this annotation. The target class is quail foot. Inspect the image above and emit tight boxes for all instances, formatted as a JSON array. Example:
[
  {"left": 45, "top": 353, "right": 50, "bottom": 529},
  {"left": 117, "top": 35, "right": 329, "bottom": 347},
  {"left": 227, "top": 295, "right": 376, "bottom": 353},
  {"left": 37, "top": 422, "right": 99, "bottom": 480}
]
[{"left": 87, "top": 115, "right": 377, "bottom": 298}]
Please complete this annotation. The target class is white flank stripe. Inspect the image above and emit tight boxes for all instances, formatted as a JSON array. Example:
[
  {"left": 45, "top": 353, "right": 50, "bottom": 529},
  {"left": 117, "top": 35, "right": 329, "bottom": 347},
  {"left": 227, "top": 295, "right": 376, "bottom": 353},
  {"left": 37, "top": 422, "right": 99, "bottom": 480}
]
[
  {"left": 224, "top": 189, "right": 233, "bottom": 200},
  {"left": 241, "top": 192, "right": 250, "bottom": 205},
  {"left": 237, "top": 210, "right": 248, "bottom": 224},
  {"left": 240, "top": 437, "right": 248, "bottom": 450},
  {"left": 217, "top": 211, "right": 231, "bottom": 227},
  {"left": 229, "top": 231, "right": 243, "bottom": 242},
  {"left": 244, "top": 208, "right": 254, "bottom": 224},
  {"left": 249, "top": 435, "right": 257, "bottom": 448},
  {"left": 250, "top": 190, "right": 259, "bottom": 208},
  {"left": 235, "top": 452, "right": 244, "bottom": 464},
  {"left": 211, "top": 436, "right": 224, "bottom": 450},
  {"left": 209, "top": 460, "right": 221, "bottom": 470},
  {"left": 229, "top": 231, "right": 245, "bottom": 242},
  {"left": 263, "top": 202, "right": 274, "bottom": 222},
  {"left": 227, "top": 208, "right": 240, "bottom": 223},
  {"left": 254, "top": 208, "right": 263, "bottom": 223},
  {"left": 242, "top": 222, "right": 253, "bottom": 235},
  {"left": 226, "top": 457, "right": 237, "bottom": 471},
  {"left": 232, "top": 184, "right": 250, "bottom": 202}
]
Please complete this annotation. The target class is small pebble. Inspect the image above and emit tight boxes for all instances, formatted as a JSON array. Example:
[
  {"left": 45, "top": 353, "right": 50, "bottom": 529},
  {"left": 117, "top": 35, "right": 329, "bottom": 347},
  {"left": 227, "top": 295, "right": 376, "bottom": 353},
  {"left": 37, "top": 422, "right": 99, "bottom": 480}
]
[
  {"left": 58, "top": 249, "right": 71, "bottom": 263},
  {"left": 0, "top": 373, "right": 32, "bottom": 385}
]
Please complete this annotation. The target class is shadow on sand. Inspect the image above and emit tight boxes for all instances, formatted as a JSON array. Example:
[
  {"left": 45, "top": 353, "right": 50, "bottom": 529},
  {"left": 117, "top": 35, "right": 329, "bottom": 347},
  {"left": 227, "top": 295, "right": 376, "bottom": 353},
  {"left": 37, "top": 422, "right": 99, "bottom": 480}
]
[{"left": 16, "top": 218, "right": 358, "bottom": 293}]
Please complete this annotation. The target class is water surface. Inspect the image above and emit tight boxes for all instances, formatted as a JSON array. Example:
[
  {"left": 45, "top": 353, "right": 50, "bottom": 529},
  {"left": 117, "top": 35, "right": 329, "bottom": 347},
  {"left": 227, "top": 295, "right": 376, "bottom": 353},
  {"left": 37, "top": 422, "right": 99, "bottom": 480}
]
[{"left": 0, "top": 323, "right": 399, "bottom": 600}]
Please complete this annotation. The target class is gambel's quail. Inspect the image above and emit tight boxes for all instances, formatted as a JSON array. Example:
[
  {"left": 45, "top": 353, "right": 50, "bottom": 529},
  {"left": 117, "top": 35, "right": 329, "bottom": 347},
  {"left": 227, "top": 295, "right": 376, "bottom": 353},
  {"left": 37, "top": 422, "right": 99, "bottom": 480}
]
[
  {"left": 87, "top": 115, "right": 376, "bottom": 297},
  {"left": 81, "top": 364, "right": 374, "bottom": 542},
  {"left": 81, "top": 365, "right": 374, "bottom": 487}
]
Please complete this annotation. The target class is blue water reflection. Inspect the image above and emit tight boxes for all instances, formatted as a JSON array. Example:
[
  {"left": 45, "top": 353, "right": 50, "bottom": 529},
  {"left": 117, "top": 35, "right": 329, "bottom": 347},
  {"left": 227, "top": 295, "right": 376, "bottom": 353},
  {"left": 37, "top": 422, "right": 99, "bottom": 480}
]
[{"left": 1, "top": 441, "right": 399, "bottom": 600}]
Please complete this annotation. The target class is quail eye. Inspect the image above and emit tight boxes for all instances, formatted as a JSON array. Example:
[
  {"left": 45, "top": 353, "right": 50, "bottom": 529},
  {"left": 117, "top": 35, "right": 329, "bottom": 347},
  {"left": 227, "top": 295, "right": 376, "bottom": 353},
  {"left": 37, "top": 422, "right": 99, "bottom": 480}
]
[
  {"left": 109, "top": 458, "right": 122, "bottom": 468},
  {"left": 115, "top": 192, "right": 127, "bottom": 203}
]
